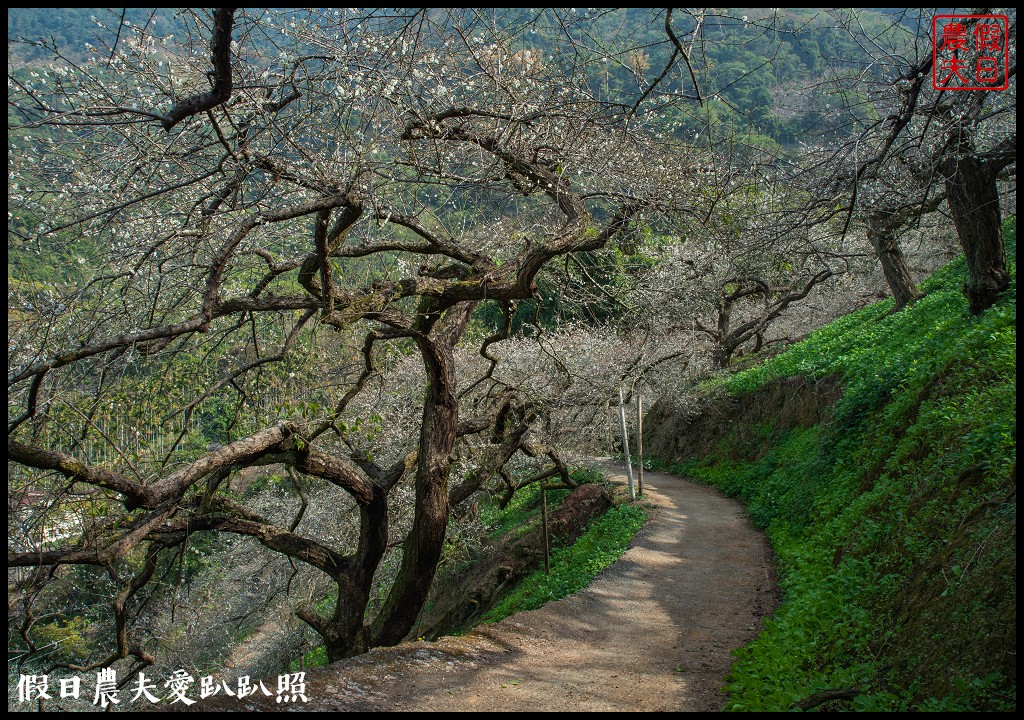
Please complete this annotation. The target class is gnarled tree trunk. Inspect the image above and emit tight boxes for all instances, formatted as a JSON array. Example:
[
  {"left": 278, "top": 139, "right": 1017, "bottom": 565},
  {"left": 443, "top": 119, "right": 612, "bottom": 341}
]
[
  {"left": 369, "top": 301, "right": 470, "bottom": 648},
  {"left": 867, "top": 217, "right": 923, "bottom": 312},
  {"left": 940, "top": 130, "right": 1014, "bottom": 316},
  {"left": 943, "top": 154, "right": 1009, "bottom": 315},
  {"left": 301, "top": 485, "right": 389, "bottom": 662}
]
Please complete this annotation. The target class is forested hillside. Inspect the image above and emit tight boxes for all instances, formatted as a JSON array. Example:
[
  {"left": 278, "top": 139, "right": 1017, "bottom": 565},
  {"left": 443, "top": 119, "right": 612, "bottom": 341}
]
[
  {"left": 7, "top": 7, "right": 913, "bottom": 148},
  {"left": 8, "top": 7, "right": 1015, "bottom": 713}
]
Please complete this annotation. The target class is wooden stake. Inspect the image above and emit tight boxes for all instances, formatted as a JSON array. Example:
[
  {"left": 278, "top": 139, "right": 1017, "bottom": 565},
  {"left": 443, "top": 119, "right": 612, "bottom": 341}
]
[
  {"left": 541, "top": 481, "right": 550, "bottom": 575},
  {"left": 606, "top": 400, "right": 614, "bottom": 456}
]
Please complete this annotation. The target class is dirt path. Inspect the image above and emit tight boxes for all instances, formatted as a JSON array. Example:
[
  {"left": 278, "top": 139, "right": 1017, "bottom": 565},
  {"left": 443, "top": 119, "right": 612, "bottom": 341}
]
[{"left": 196, "top": 463, "right": 778, "bottom": 712}]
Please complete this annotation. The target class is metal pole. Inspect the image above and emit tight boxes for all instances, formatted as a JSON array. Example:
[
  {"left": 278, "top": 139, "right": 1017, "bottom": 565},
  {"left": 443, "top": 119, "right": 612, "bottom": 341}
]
[
  {"left": 619, "top": 387, "right": 635, "bottom": 500},
  {"left": 636, "top": 388, "right": 644, "bottom": 496}
]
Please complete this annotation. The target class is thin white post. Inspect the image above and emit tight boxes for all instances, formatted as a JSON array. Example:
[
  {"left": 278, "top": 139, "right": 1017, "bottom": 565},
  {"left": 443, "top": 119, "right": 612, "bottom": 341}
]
[
  {"left": 619, "top": 387, "right": 635, "bottom": 500},
  {"left": 636, "top": 388, "right": 644, "bottom": 496}
]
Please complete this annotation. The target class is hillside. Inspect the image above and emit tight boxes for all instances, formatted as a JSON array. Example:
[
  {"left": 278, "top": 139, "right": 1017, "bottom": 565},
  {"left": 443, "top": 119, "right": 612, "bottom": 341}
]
[
  {"left": 7, "top": 7, "right": 906, "bottom": 148},
  {"left": 646, "top": 218, "right": 1017, "bottom": 711}
]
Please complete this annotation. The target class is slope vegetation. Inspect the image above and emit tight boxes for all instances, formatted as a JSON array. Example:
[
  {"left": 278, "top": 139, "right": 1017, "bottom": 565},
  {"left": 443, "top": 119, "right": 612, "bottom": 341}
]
[{"left": 648, "top": 218, "right": 1016, "bottom": 711}]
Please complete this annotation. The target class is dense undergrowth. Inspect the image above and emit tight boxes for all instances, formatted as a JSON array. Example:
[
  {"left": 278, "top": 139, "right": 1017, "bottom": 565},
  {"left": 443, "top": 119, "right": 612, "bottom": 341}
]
[{"left": 657, "top": 218, "right": 1016, "bottom": 711}]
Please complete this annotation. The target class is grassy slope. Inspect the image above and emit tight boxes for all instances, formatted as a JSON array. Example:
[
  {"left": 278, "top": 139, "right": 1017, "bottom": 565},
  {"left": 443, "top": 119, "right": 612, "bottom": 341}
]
[
  {"left": 478, "top": 501, "right": 646, "bottom": 624},
  {"left": 661, "top": 218, "right": 1016, "bottom": 711}
]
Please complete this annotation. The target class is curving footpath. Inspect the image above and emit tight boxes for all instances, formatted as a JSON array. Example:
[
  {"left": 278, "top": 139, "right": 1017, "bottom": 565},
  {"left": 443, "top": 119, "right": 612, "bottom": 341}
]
[{"left": 194, "top": 462, "right": 778, "bottom": 712}]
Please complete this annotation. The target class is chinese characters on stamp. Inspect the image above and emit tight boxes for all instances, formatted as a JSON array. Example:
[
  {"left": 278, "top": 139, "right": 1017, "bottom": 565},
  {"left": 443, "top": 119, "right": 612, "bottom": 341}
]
[{"left": 933, "top": 14, "right": 1010, "bottom": 91}]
